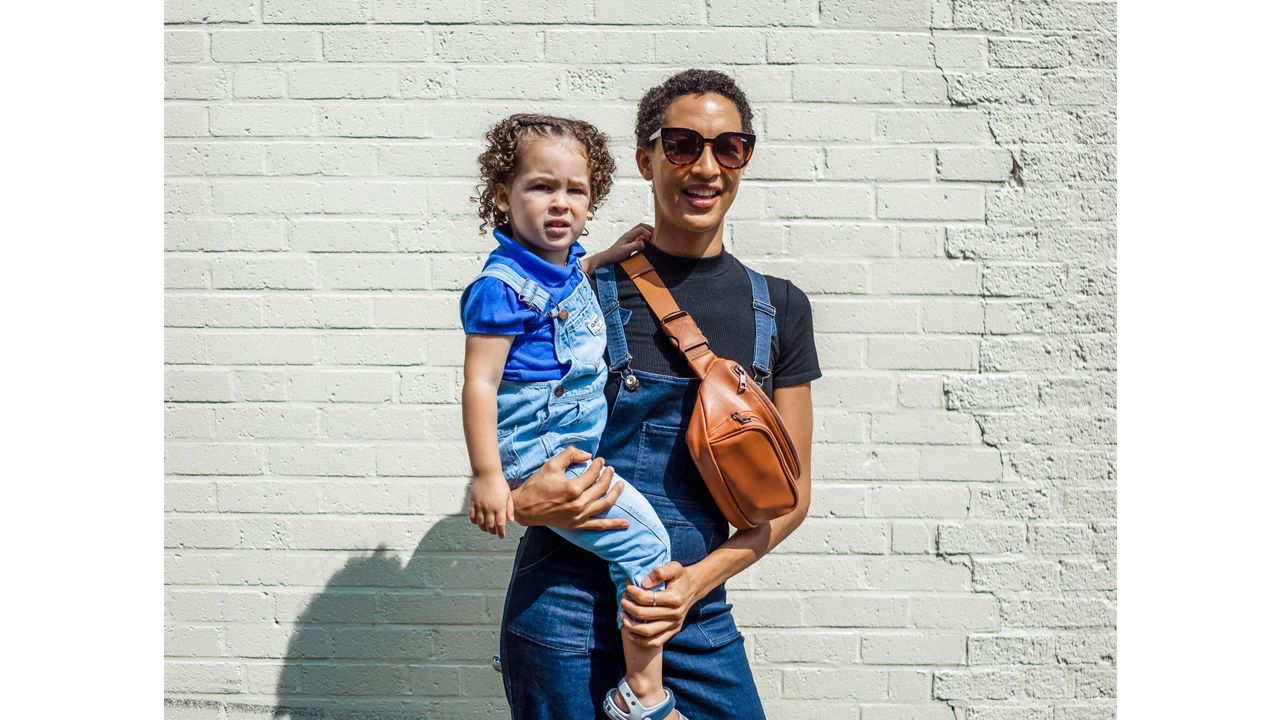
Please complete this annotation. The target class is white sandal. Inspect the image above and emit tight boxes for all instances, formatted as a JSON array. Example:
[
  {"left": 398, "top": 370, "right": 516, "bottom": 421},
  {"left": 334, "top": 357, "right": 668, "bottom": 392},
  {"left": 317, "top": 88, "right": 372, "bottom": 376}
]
[{"left": 602, "top": 678, "right": 687, "bottom": 719}]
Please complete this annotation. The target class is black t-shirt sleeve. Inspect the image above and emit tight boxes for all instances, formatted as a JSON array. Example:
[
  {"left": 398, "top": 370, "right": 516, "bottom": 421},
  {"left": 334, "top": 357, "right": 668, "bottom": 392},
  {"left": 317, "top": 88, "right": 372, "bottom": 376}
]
[{"left": 771, "top": 279, "right": 822, "bottom": 388}]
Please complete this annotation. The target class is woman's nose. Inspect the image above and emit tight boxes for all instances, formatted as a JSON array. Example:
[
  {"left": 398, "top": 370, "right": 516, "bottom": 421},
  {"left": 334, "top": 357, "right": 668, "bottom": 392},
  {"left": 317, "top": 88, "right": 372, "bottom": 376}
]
[{"left": 691, "top": 143, "right": 719, "bottom": 177}]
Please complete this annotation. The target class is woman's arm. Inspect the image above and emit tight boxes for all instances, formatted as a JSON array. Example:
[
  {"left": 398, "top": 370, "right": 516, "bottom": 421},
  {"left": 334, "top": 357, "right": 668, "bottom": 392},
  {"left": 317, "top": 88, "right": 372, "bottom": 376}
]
[{"left": 619, "top": 382, "right": 814, "bottom": 646}]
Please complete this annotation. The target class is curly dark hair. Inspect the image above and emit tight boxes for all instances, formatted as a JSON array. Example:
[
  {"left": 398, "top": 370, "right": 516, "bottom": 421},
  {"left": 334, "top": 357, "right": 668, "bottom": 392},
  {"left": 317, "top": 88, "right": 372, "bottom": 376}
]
[
  {"left": 474, "top": 113, "right": 616, "bottom": 233},
  {"left": 634, "top": 69, "right": 755, "bottom": 148}
]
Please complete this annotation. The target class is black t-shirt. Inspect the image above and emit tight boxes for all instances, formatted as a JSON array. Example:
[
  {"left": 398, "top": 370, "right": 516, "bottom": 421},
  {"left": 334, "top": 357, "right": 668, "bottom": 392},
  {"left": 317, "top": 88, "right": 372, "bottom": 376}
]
[{"left": 591, "top": 244, "right": 822, "bottom": 408}]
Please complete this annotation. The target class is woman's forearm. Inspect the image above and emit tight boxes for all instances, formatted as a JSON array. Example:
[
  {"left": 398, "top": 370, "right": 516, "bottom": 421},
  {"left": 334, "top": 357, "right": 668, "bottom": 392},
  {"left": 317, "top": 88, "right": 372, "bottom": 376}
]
[
  {"left": 689, "top": 382, "right": 814, "bottom": 599},
  {"left": 688, "top": 497, "right": 810, "bottom": 598}
]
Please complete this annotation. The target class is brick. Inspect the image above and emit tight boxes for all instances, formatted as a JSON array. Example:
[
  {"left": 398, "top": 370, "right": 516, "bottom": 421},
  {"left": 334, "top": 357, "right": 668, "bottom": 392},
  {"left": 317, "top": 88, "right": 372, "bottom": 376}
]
[
  {"left": 165, "top": 66, "right": 230, "bottom": 100},
  {"left": 938, "top": 522, "right": 1026, "bottom": 554},
  {"left": 233, "top": 67, "right": 285, "bottom": 99},
  {"left": 937, "top": 148, "right": 1014, "bottom": 181},
  {"left": 263, "top": 0, "right": 371, "bottom": 23},
  {"left": 767, "top": 105, "right": 876, "bottom": 141},
  {"left": 288, "top": 66, "right": 399, "bottom": 99},
  {"left": 794, "top": 69, "right": 900, "bottom": 103},
  {"left": 318, "top": 103, "right": 431, "bottom": 137},
  {"left": 820, "top": 0, "right": 932, "bottom": 27},
  {"left": 210, "top": 105, "right": 316, "bottom": 137},
  {"left": 166, "top": 31, "right": 207, "bottom": 62},
  {"left": 866, "top": 485, "right": 969, "bottom": 518},
  {"left": 435, "top": 29, "right": 543, "bottom": 62},
  {"left": 862, "top": 633, "right": 965, "bottom": 664},
  {"left": 595, "top": 1, "right": 705, "bottom": 24},
  {"left": 655, "top": 31, "right": 767, "bottom": 64},
  {"left": 166, "top": 0, "right": 257, "bottom": 24},
  {"left": 871, "top": 412, "right": 976, "bottom": 444},
  {"left": 165, "top": 141, "right": 263, "bottom": 175},
  {"left": 877, "top": 110, "right": 989, "bottom": 143},
  {"left": 211, "top": 30, "right": 320, "bottom": 61},
  {"left": 783, "top": 668, "right": 889, "bottom": 699},
  {"left": 323, "top": 28, "right": 431, "bottom": 61},
  {"left": 933, "top": 33, "right": 987, "bottom": 70},
  {"left": 826, "top": 147, "right": 934, "bottom": 181},
  {"left": 864, "top": 557, "right": 970, "bottom": 591},
  {"left": 877, "top": 187, "right": 985, "bottom": 221},
  {"left": 166, "top": 104, "right": 208, "bottom": 137},
  {"left": 769, "top": 31, "right": 933, "bottom": 65},
  {"left": 868, "top": 338, "right": 976, "bottom": 370}
]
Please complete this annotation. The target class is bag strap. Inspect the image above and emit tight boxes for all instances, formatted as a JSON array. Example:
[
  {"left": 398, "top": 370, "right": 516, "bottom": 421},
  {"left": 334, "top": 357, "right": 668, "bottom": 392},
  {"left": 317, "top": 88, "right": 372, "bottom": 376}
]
[{"left": 619, "top": 253, "right": 717, "bottom": 379}]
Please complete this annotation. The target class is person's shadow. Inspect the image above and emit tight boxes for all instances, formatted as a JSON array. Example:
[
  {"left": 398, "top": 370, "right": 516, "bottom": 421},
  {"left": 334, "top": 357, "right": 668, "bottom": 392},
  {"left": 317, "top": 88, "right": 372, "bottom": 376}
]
[{"left": 270, "top": 505, "right": 520, "bottom": 720}]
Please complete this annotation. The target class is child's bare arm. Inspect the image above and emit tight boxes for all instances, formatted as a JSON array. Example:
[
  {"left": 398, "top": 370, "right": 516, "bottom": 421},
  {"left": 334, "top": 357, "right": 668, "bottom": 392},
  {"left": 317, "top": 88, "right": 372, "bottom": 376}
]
[
  {"left": 580, "top": 223, "right": 652, "bottom": 274},
  {"left": 462, "top": 333, "right": 517, "bottom": 539}
]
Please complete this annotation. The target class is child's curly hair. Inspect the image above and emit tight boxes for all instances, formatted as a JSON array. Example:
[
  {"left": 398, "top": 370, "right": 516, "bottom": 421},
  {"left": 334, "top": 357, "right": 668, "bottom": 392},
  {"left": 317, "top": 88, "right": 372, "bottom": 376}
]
[{"left": 474, "top": 113, "right": 616, "bottom": 233}]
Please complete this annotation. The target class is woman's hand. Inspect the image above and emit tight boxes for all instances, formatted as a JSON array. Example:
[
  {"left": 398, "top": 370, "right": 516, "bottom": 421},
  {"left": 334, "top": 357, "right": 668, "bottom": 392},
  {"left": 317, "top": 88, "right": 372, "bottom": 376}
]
[
  {"left": 509, "top": 445, "right": 630, "bottom": 531},
  {"left": 618, "top": 561, "right": 711, "bottom": 648},
  {"left": 579, "top": 223, "right": 651, "bottom": 274}
]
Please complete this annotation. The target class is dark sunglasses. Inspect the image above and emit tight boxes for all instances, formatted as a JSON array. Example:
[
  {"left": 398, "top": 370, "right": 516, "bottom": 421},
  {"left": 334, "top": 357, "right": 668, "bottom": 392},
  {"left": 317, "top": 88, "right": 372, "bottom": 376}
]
[{"left": 648, "top": 127, "right": 756, "bottom": 170}]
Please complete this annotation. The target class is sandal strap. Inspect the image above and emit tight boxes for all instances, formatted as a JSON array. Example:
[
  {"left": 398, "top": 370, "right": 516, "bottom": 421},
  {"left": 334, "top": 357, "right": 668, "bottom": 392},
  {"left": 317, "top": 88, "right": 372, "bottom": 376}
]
[{"left": 603, "top": 678, "right": 676, "bottom": 720}]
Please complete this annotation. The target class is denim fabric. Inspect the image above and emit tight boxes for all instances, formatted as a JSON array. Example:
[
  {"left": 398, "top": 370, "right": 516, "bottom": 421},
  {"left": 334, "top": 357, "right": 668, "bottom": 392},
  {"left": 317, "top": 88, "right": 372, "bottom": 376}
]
[
  {"left": 497, "top": 263, "right": 777, "bottom": 719},
  {"left": 481, "top": 260, "right": 672, "bottom": 621}
]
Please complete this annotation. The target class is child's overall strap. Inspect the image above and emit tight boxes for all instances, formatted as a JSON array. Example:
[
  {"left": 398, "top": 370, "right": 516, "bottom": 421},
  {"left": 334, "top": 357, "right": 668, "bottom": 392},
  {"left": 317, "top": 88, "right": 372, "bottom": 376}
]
[
  {"left": 594, "top": 263, "right": 633, "bottom": 373},
  {"left": 475, "top": 262, "right": 552, "bottom": 316},
  {"left": 745, "top": 265, "right": 777, "bottom": 384}
]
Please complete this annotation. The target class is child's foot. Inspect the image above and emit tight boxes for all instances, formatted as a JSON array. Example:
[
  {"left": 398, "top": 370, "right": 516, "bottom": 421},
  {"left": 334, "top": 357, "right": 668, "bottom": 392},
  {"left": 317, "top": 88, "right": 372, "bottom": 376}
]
[{"left": 603, "top": 678, "right": 682, "bottom": 720}]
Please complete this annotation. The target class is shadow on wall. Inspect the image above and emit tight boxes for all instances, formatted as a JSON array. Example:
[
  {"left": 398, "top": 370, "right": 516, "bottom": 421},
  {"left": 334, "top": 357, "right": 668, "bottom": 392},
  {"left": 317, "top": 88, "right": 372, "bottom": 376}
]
[{"left": 270, "top": 510, "right": 519, "bottom": 720}]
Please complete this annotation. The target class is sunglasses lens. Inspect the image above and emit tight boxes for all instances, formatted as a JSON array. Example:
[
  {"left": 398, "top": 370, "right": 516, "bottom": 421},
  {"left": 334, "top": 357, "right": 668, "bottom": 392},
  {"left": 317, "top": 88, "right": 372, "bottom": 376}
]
[
  {"left": 713, "top": 134, "right": 751, "bottom": 169},
  {"left": 662, "top": 129, "right": 702, "bottom": 165}
]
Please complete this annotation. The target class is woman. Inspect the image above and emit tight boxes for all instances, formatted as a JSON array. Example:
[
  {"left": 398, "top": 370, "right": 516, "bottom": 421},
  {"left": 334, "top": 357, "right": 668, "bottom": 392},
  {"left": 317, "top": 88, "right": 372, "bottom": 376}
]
[{"left": 499, "top": 69, "right": 821, "bottom": 719}]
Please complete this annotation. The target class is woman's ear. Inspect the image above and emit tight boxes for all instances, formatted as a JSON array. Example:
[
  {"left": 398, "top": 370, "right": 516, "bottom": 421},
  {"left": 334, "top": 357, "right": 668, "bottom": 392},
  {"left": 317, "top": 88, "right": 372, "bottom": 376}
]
[
  {"left": 635, "top": 146, "right": 653, "bottom": 182},
  {"left": 494, "top": 182, "right": 511, "bottom": 214}
]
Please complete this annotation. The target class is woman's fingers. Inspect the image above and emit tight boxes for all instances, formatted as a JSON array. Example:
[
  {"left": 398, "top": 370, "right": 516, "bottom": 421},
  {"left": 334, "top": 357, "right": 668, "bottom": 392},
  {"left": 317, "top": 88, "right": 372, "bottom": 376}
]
[
  {"left": 623, "top": 583, "right": 676, "bottom": 608},
  {"left": 574, "top": 517, "right": 627, "bottom": 531},
  {"left": 567, "top": 457, "right": 607, "bottom": 496},
  {"left": 575, "top": 516, "right": 630, "bottom": 531},
  {"left": 581, "top": 476, "right": 624, "bottom": 518},
  {"left": 621, "top": 612, "right": 674, "bottom": 637}
]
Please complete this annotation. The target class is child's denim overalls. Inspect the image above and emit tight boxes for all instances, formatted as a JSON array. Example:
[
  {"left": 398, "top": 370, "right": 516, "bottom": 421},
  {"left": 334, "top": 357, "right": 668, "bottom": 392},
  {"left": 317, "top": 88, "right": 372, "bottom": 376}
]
[
  {"left": 475, "top": 261, "right": 672, "bottom": 621},
  {"left": 499, "top": 262, "right": 776, "bottom": 719}
]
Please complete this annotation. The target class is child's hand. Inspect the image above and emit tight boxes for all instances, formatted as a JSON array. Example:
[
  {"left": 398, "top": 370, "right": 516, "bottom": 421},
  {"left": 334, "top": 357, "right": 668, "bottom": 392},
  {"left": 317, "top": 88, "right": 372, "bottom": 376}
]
[
  {"left": 469, "top": 472, "right": 514, "bottom": 539},
  {"left": 581, "top": 223, "right": 651, "bottom": 274}
]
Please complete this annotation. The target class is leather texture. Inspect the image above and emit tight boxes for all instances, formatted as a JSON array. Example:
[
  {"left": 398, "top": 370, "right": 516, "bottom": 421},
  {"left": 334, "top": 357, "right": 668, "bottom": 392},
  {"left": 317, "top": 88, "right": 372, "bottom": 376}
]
[{"left": 620, "top": 254, "right": 801, "bottom": 530}]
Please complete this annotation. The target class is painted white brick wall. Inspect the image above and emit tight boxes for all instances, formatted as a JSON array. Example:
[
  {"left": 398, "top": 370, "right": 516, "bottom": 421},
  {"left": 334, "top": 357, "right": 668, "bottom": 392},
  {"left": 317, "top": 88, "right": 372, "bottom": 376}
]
[{"left": 164, "top": 1, "right": 1116, "bottom": 717}]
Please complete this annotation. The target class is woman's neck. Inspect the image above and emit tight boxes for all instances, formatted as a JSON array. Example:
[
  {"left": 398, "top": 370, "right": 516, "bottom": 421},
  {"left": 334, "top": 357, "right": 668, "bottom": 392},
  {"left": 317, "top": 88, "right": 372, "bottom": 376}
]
[{"left": 648, "top": 218, "right": 724, "bottom": 259}]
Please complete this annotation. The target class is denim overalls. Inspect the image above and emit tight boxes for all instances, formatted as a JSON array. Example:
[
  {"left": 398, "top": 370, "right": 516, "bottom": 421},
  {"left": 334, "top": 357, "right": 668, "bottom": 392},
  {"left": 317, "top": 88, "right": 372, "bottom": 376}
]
[
  {"left": 499, "top": 262, "right": 777, "bottom": 719},
  {"left": 475, "top": 261, "right": 672, "bottom": 624}
]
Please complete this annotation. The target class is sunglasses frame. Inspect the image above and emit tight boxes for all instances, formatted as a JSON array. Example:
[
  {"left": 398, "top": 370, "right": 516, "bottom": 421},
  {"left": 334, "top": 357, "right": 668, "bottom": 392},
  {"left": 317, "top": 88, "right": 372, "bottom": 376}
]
[{"left": 647, "top": 127, "right": 756, "bottom": 170}]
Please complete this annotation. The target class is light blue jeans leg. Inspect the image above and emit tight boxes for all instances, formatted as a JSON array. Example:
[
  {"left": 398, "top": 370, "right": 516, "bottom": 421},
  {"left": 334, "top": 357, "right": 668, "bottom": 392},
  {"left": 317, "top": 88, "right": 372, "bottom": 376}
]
[{"left": 553, "top": 461, "right": 671, "bottom": 625}]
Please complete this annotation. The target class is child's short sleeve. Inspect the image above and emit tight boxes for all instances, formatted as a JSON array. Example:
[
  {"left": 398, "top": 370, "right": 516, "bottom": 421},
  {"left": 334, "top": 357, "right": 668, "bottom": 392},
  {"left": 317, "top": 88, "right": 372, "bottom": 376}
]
[{"left": 460, "top": 276, "right": 527, "bottom": 335}]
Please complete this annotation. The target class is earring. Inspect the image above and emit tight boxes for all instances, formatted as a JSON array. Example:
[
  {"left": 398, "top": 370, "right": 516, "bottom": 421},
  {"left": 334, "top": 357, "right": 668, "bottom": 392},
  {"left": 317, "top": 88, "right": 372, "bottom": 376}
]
[{"left": 580, "top": 227, "right": 590, "bottom": 236}]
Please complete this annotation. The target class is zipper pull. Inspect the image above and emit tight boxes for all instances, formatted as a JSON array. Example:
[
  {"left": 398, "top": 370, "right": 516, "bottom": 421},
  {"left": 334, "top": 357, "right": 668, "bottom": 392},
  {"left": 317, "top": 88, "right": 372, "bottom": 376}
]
[
  {"left": 732, "top": 411, "right": 754, "bottom": 424},
  {"left": 734, "top": 364, "right": 746, "bottom": 393}
]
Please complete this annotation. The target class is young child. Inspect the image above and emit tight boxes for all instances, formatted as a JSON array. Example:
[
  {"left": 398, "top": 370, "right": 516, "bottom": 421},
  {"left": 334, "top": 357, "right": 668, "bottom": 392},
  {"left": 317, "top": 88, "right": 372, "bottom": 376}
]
[{"left": 460, "top": 113, "right": 687, "bottom": 720}]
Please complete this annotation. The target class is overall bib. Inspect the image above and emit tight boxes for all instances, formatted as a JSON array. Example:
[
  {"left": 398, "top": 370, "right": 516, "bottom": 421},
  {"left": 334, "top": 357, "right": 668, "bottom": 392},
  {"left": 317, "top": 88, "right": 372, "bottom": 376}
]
[{"left": 499, "top": 263, "right": 777, "bottom": 720}]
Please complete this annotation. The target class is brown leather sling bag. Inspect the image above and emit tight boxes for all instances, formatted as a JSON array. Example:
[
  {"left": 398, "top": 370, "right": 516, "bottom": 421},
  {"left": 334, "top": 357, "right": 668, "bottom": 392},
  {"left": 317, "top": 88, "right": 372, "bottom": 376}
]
[{"left": 619, "top": 254, "right": 801, "bottom": 530}]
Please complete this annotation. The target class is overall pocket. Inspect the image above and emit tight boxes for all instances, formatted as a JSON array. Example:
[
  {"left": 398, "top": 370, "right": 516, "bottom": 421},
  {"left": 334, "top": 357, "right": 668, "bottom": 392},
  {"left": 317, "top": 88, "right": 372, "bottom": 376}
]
[{"left": 504, "top": 530, "right": 599, "bottom": 653}]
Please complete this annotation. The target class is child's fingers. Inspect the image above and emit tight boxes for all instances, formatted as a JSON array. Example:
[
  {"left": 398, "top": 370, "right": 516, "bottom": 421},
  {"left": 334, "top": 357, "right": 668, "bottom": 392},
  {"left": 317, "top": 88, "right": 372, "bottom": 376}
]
[{"left": 506, "top": 495, "right": 515, "bottom": 522}]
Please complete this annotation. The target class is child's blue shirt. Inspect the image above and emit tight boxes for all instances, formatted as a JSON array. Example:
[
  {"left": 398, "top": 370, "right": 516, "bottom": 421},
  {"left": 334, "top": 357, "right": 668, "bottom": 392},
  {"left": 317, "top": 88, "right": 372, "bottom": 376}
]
[{"left": 460, "top": 227, "right": 587, "bottom": 382}]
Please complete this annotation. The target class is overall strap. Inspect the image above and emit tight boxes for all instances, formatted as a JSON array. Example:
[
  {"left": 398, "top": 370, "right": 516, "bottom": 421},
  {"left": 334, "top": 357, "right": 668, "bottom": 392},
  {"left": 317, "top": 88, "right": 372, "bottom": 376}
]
[
  {"left": 476, "top": 262, "right": 552, "bottom": 316},
  {"left": 745, "top": 265, "right": 777, "bottom": 383},
  {"left": 594, "top": 264, "right": 633, "bottom": 373}
]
